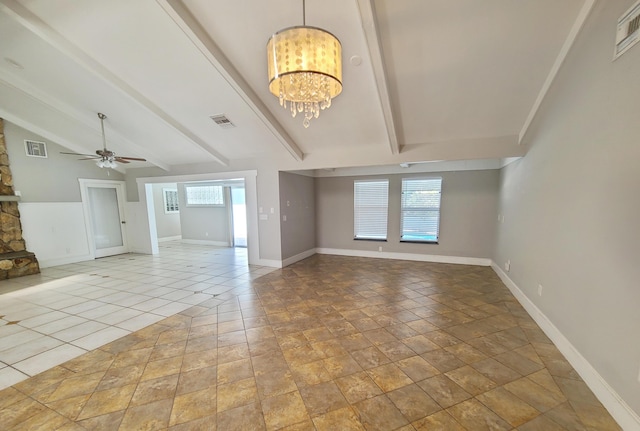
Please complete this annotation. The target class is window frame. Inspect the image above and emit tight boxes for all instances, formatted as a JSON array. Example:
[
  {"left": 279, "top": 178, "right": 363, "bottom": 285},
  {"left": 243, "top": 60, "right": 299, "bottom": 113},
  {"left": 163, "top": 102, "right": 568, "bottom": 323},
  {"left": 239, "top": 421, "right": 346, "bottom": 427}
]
[
  {"left": 162, "top": 188, "right": 179, "bottom": 214},
  {"left": 184, "top": 184, "right": 225, "bottom": 207},
  {"left": 353, "top": 179, "right": 389, "bottom": 241},
  {"left": 400, "top": 177, "right": 442, "bottom": 244}
]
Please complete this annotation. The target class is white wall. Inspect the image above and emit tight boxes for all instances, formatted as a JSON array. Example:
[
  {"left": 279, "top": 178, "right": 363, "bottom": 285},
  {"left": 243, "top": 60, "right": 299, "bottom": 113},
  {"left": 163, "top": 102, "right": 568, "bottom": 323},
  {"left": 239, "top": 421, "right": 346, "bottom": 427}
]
[
  {"left": 494, "top": 0, "right": 640, "bottom": 426},
  {"left": 19, "top": 203, "right": 91, "bottom": 267}
]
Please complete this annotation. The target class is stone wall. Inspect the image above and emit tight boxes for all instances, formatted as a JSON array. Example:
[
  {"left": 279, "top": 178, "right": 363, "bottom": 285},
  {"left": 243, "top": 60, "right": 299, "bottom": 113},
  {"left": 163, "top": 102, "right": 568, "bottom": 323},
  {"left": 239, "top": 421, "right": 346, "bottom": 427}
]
[{"left": 0, "top": 118, "right": 40, "bottom": 279}]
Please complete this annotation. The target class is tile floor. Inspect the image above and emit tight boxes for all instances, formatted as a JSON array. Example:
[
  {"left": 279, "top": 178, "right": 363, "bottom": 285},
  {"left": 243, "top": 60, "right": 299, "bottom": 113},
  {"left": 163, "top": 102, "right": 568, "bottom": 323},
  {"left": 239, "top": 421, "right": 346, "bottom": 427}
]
[
  {"left": 0, "top": 242, "right": 274, "bottom": 389},
  {"left": 0, "top": 248, "right": 622, "bottom": 430}
]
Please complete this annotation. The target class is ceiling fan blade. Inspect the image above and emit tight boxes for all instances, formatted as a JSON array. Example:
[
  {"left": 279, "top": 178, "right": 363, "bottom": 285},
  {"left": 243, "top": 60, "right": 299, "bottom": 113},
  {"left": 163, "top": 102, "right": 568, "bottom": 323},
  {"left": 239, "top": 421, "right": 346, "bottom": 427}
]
[
  {"left": 114, "top": 158, "right": 131, "bottom": 163},
  {"left": 116, "top": 156, "right": 147, "bottom": 161},
  {"left": 60, "top": 152, "right": 96, "bottom": 157}
]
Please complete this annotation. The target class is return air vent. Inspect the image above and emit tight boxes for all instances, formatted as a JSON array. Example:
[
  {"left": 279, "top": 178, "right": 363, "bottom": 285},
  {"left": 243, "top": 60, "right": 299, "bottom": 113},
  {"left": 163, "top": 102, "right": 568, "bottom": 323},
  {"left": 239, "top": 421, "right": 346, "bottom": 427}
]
[
  {"left": 24, "top": 140, "right": 47, "bottom": 158},
  {"left": 210, "top": 114, "right": 235, "bottom": 129},
  {"left": 614, "top": 0, "right": 640, "bottom": 60}
]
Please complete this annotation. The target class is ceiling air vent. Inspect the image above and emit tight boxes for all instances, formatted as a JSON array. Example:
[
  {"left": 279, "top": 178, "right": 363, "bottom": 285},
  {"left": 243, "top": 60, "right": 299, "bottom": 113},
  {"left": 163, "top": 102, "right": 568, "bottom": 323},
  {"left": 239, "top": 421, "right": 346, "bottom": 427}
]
[
  {"left": 614, "top": 0, "right": 640, "bottom": 60},
  {"left": 24, "top": 140, "right": 47, "bottom": 158},
  {"left": 210, "top": 114, "right": 235, "bottom": 129}
]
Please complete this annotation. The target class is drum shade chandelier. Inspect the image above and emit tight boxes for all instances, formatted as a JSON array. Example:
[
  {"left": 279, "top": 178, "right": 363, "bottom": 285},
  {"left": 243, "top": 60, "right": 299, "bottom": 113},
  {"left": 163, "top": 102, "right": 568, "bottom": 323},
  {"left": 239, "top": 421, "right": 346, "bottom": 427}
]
[{"left": 267, "top": 0, "right": 342, "bottom": 128}]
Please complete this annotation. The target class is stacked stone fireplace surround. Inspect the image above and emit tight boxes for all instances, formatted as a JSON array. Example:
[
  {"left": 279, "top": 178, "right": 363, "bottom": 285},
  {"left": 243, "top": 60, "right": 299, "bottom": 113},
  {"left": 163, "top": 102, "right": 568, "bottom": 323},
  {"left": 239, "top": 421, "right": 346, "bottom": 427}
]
[{"left": 0, "top": 118, "right": 40, "bottom": 279}]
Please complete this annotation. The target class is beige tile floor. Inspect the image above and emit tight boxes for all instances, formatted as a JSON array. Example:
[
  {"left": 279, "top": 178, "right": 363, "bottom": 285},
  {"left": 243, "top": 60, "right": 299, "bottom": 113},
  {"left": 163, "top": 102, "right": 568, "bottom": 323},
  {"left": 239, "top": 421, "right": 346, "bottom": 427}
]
[
  {"left": 0, "top": 247, "right": 622, "bottom": 430},
  {"left": 0, "top": 242, "right": 274, "bottom": 390}
]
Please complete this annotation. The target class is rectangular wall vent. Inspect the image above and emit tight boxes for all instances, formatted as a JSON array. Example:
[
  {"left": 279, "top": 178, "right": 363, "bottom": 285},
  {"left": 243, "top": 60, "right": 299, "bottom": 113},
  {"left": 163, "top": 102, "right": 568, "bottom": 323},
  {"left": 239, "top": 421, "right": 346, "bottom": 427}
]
[
  {"left": 614, "top": 0, "right": 640, "bottom": 60},
  {"left": 210, "top": 114, "right": 235, "bottom": 129},
  {"left": 24, "top": 140, "right": 47, "bottom": 158}
]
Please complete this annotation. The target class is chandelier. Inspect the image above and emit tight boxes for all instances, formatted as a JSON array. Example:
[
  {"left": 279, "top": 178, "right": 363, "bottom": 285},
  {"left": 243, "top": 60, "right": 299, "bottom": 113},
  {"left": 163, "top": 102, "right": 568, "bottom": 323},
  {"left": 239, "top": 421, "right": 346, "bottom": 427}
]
[{"left": 267, "top": 0, "right": 342, "bottom": 128}]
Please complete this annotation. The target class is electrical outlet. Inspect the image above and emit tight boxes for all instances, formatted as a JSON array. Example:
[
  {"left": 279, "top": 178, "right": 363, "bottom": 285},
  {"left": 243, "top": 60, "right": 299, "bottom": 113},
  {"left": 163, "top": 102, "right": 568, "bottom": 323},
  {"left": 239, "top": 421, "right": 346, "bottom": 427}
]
[
  {"left": 378, "top": 246, "right": 383, "bottom": 252},
  {"left": 205, "top": 232, "right": 209, "bottom": 237},
  {"left": 505, "top": 260, "right": 510, "bottom": 272},
  {"left": 538, "top": 284, "right": 543, "bottom": 296},
  {"left": 282, "top": 215, "right": 287, "bottom": 222}
]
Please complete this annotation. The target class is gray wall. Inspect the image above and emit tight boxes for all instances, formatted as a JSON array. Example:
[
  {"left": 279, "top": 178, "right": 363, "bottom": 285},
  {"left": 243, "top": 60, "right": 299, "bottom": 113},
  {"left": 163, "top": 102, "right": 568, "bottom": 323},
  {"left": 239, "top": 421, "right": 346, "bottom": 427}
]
[
  {"left": 177, "top": 182, "right": 230, "bottom": 244},
  {"left": 151, "top": 183, "right": 181, "bottom": 239},
  {"left": 279, "top": 172, "right": 316, "bottom": 260},
  {"left": 316, "top": 170, "right": 499, "bottom": 258},
  {"left": 494, "top": 0, "right": 640, "bottom": 416},
  {"left": 4, "top": 121, "right": 123, "bottom": 202}
]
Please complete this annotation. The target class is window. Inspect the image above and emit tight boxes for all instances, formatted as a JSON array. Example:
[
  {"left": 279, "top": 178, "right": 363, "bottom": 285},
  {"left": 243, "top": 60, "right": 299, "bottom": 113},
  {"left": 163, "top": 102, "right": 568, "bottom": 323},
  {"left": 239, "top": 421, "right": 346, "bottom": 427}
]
[
  {"left": 163, "top": 188, "right": 179, "bottom": 214},
  {"left": 185, "top": 185, "right": 224, "bottom": 206},
  {"left": 354, "top": 180, "right": 389, "bottom": 240},
  {"left": 401, "top": 177, "right": 442, "bottom": 243}
]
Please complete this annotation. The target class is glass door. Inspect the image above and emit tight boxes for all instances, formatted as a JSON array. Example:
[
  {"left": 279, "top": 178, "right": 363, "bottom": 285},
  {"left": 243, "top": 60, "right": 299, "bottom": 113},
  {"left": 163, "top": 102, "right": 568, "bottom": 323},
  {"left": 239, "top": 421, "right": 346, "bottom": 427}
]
[{"left": 231, "top": 187, "right": 247, "bottom": 247}]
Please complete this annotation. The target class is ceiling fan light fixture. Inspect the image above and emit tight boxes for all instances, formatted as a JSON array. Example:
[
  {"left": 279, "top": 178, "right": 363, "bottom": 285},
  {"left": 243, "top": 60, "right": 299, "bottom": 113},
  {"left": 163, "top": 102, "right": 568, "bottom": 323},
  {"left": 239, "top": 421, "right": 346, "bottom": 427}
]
[{"left": 267, "top": 0, "right": 342, "bottom": 128}]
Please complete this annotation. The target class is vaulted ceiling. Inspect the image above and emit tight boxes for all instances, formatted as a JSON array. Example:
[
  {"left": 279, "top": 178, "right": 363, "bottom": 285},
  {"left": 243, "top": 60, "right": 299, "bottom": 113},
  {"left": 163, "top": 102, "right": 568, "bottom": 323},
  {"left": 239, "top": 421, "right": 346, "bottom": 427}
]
[{"left": 0, "top": 0, "right": 590, "bottom": 172}]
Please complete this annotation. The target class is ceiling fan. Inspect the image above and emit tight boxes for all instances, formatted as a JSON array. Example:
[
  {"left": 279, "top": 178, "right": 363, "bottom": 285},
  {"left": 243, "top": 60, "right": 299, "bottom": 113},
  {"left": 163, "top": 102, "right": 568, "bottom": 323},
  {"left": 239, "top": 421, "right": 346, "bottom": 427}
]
[{"left": 61, "top": 112, "right": 146, "bottom": 168}]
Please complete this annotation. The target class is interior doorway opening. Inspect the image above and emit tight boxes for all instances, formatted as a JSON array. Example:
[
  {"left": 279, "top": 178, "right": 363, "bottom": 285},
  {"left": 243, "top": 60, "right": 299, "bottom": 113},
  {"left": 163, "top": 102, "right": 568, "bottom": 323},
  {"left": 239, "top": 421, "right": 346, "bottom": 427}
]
[
  {"left": 230, "top": 186, "right": 247, "bottom": 247},
  {"left": 147, "top": 179, "right": 248, "bottom": 249}
]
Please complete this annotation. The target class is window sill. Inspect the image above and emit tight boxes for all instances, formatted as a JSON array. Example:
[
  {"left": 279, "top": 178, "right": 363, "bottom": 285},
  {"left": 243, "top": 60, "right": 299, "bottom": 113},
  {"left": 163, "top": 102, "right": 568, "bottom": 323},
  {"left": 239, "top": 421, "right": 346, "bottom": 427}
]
[{"left": 400, "top": 240, "right": 439, "bottom": 245}]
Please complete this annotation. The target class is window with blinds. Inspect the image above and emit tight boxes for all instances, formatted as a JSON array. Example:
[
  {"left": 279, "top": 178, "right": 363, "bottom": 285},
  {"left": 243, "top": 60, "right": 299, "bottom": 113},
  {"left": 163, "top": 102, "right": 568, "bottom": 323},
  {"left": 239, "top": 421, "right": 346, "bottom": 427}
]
[
  {"left": 354, "top": 180, "right": 389, "bottom": 240},
  {"left": 401, "top": 177, "right": 442, "bottom": 243}
]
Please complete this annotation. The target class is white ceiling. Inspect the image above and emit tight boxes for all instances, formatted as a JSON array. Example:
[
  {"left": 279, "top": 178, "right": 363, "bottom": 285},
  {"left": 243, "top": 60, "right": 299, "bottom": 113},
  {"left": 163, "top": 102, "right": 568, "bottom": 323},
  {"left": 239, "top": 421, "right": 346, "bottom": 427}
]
[{"left": 0, "top": 0, "right": 589, "bottom": 172}]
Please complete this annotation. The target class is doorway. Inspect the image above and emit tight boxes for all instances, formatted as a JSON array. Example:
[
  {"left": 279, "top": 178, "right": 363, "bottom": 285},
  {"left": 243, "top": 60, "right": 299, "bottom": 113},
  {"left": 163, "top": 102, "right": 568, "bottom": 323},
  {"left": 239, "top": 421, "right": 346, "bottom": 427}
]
[
  {"left": 79, "top": 179, "right": 128, "bottom": 258},
  {"left": 230, "top": 186, "right": 247, "bottom": 247}
]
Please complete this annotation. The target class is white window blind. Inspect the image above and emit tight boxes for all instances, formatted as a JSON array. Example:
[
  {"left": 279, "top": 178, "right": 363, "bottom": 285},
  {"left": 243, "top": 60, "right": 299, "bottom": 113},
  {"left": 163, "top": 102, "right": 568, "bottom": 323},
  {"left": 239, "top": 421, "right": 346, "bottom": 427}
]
[
  {"left": 185, "top": 185, "right": 224, "bottom": 206},
  {"left": 354, "top": 180, "right": 389, "bottom": 240},
  {"left": 163, "top": 188, "right": 179, "bottom": 213},
  {"left": 401, "top": 178, "right": 442, "bottom": 243}
]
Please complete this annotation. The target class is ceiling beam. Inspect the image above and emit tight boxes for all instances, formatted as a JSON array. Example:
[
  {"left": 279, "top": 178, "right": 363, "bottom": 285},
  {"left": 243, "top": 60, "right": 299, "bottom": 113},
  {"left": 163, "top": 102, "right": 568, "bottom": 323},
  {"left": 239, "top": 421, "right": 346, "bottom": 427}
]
[
  {"left": 356, "top": 0, "right": 400, "bottom": 155},
  {"left": 0, "top": 0, "right": 229, "bottom": 166},
  {"left": 519, "top": 0, "right": 597, "bottom": 144},
  {"left": 157, "top": 0, "right": 304, "bottom": 162}
]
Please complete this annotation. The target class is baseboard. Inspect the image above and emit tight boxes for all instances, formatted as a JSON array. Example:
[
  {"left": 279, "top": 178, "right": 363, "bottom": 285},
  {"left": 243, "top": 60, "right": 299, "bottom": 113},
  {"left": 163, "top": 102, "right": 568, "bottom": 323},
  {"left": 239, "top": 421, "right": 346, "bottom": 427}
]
[
  {"left": 39, "top": 254, "right": 94, "bottom": 268},
  {"left": 253, "top": 259, "right": 282, "bottom": 268},
  {"left": 491, "top": 262, "right": 640, "bottom": 431},
  {"left": 282, "top": 249, "right": 317, "bottom": 267},
  {"left": 158, "top": 235, "right": 182, "bottom": 243},
  {"left": 180, "top": 239, "right": 229, "bottom": 247},
  {"left": 315, "top": 248, "right": 492, "bottom": 266}
]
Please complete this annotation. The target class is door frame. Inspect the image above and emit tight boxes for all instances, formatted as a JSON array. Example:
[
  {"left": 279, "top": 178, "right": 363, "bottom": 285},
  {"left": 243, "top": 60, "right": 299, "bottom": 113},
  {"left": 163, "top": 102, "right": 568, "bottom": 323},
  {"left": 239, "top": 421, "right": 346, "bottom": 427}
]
[{"left": 79, "top": 179, "right": 129, "bottom": 259}]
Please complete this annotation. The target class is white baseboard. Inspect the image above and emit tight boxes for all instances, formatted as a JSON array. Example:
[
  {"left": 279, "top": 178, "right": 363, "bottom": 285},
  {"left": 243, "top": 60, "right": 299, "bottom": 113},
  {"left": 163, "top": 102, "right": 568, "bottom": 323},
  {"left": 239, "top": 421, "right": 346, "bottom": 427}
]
[
  {"left": 180, "top": 239, "right": 229, "bottom": 247},
  {"left": 491, "top": 262, "right": 640, "bottom": 431},
  {"left": 282, "top": 249, "right": 317, "bottom": 267},
  {"left": 158, "top": 235, "right": 182, "bottom": 243},
  {"left": 316, "top": 248, "right": 491, "bottom": 266},
  {"left": 39, "top": 254, "right": 94, "bottom": 268},
  {"left": 253, "top": 259, "right": 282, "bottom": 268}
]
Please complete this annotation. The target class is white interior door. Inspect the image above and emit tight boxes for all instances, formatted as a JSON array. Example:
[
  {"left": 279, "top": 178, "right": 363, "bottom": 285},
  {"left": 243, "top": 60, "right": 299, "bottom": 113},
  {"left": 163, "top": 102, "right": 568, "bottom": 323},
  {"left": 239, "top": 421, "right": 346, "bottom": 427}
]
[{"left": 80, "top": 180, "right": 128, "bottom": 258}]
